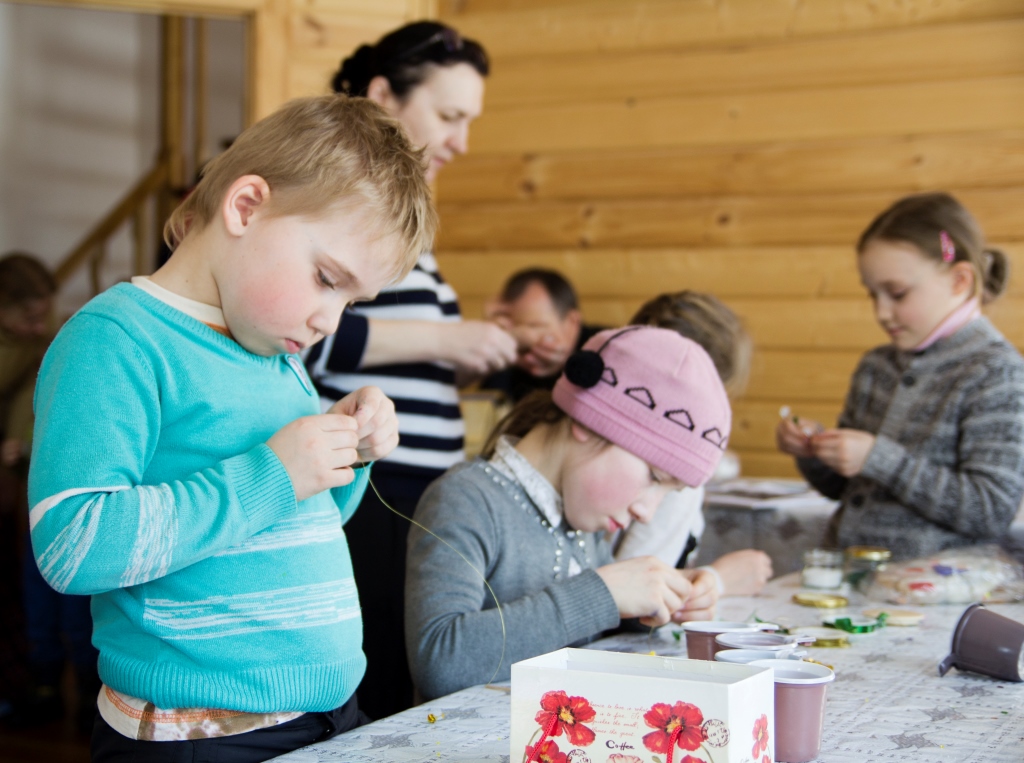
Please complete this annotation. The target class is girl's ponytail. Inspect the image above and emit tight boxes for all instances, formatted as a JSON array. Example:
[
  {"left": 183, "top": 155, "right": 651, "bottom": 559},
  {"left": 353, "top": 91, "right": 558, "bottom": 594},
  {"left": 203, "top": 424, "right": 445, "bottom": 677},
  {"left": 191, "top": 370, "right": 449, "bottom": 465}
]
[{"left": 982, "top": 247, "right": 1010, "bottom": 304}]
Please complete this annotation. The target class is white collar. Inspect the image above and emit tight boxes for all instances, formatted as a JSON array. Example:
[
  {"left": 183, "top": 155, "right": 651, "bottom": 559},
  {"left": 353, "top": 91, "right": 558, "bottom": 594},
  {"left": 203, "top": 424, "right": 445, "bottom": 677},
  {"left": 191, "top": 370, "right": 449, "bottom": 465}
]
[
  {"left": 490, "top": 435, "right": 564, "bottom": 529},
  {"left": 131, "top": 276, "right": 227, "bottom": 330}
]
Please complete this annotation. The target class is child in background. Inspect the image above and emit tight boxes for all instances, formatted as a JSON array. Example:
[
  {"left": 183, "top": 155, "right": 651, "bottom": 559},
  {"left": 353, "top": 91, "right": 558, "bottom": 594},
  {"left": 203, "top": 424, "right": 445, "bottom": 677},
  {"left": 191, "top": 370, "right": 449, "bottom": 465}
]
[
  {"left": 29, "top": 96, "right": 435, "bottom": 761},
  {"left": 406, "top": 327, "right": 728, "bottom": 700},
  {"left": 777, "top": 192, "right": 1024, "bottom": 560},
  {"left": 0, "top": 253, "right": 100, "bottom": 733},
  {"left": 0, "top": 253, "right": 54, "bottom": 469},
  {"left": 616, "top": 292, "right": 773, "bottom": 595}
]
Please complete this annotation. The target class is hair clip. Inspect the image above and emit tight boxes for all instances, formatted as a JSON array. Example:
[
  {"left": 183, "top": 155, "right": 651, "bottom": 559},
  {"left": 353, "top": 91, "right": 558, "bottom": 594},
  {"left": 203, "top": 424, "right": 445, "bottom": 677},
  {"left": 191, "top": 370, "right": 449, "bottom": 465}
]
[{"left": 940, "top": 230, "right": 956, "bottom": 264}]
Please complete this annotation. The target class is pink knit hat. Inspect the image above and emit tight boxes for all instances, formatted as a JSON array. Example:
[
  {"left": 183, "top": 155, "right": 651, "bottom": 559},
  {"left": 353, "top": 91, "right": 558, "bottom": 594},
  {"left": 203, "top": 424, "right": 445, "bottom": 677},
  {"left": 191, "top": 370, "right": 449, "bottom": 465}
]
[{"left": 552, "top": 326, "right": 731, "bottom": 487}]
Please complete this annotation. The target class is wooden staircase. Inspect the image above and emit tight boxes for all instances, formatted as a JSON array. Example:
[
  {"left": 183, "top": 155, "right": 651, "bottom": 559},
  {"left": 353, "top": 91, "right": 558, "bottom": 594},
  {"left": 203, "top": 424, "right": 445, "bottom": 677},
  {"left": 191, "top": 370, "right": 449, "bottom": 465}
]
[{"left": 53, "top": 15, "right": 212, "bottom": 295}]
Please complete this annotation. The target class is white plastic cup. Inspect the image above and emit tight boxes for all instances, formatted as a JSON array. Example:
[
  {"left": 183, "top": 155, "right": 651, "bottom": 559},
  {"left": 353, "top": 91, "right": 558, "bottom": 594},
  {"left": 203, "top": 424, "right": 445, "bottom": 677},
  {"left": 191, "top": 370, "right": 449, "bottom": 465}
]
[
  {"left": 715, "top": 631, "right": 808, "bottom": 652},
  {"left": 750, "top": 659, "right": 835, "bottom": 763},
  {"left": 681, "top": 621, "right": 776, "bottom": 661},
  {"left": 715, "top": 648, "right": 807, "bottom": 664}
]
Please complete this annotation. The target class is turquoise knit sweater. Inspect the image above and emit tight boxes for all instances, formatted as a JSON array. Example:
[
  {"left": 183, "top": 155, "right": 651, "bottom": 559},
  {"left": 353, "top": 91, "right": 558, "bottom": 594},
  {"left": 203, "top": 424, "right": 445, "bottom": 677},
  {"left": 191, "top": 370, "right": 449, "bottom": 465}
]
[{"left": 28, "top": 283, "right": 369, "bottom": 712}]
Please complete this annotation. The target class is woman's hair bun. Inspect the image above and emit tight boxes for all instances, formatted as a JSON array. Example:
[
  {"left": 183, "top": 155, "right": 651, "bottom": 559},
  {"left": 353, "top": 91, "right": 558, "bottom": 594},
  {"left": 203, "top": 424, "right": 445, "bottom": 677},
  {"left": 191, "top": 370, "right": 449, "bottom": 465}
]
[{"left": 332, "top": 44, "right": 378, "bottom": 96}]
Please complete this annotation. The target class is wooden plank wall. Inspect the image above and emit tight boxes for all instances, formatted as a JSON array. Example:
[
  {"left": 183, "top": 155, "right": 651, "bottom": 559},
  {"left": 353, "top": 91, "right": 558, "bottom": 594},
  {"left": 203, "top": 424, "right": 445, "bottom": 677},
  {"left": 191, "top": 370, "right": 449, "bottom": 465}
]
[
  {"left": 434, "top": 0, "right": 1024, "bottom": 477},
  {"left": 278, "top": 0, "right": 435, "bottom": 108}
]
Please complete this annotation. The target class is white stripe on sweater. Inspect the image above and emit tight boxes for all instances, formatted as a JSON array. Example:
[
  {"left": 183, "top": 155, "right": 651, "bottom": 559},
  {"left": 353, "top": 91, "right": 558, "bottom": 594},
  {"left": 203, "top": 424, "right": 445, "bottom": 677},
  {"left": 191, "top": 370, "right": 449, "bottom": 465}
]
[
  {"left": 143, "top": 580, "right": 360, "bottom": 640},
  {"left": 30, "top": 485, "right": 130, "bottom": 531}
]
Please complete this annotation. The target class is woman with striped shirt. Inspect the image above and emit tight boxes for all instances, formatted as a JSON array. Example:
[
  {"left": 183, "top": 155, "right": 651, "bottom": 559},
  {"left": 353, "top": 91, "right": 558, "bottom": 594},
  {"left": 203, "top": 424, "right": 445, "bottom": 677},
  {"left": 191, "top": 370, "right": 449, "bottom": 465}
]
[{"left": 305, "top": 21, "right": 516, "bottom": 719}]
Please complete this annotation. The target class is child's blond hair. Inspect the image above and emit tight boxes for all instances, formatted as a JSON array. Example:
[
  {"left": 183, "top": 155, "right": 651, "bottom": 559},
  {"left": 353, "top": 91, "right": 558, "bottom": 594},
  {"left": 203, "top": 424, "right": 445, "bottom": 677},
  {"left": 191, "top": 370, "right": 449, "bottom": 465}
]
[
  {"left": 164, "top": 96, "right": 437, "bottom": 281},
  {"left": 630, "top": 291, "right": 752, "bottom": 396}
]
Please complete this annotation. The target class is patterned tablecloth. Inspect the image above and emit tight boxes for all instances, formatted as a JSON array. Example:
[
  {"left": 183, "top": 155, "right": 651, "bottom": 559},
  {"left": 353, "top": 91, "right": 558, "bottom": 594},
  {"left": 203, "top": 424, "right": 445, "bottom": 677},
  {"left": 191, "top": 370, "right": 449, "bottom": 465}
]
[{"left": 271, "top": 573, "right": 1024, "bottom": 763}]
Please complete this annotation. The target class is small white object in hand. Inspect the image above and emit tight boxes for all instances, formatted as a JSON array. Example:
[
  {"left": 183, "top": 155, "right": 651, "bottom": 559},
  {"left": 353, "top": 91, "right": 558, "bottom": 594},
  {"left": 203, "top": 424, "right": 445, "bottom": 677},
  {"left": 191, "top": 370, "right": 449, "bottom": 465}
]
[{"left": 779, "top": 405, "right": 791, "bottom": 420}]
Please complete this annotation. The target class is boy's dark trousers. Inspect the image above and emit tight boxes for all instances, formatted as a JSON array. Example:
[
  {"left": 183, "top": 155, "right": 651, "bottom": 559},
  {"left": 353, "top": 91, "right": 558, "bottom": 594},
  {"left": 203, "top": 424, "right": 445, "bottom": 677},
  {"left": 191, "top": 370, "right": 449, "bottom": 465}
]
[{"left": 91, "top": 695, "right": 367, "bottom": 763}]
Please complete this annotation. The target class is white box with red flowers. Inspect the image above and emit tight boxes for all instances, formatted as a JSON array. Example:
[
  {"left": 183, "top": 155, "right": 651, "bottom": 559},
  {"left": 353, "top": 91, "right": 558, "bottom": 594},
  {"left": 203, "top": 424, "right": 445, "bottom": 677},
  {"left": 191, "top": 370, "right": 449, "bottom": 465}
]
[{"left": 511, "top": 648, "right": 774, "bottom": 763}]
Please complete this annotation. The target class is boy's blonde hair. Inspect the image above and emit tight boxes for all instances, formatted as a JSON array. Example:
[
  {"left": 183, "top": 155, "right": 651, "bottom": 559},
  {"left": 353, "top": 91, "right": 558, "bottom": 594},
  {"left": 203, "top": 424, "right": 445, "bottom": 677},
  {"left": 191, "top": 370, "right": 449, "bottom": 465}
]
[
  {"left": 630, "top": 291, "right": 752, "bottom": 397},
  {"left": 164, "top": 96, "right": 437, "bottom": 281}
]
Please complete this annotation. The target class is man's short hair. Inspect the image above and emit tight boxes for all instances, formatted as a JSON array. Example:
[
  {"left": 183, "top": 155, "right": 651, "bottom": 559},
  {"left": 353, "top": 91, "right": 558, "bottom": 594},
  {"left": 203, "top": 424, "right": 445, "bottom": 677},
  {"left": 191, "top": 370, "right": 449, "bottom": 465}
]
[{"left": 499, "top": 268, "right": 579, "bottom": 317}]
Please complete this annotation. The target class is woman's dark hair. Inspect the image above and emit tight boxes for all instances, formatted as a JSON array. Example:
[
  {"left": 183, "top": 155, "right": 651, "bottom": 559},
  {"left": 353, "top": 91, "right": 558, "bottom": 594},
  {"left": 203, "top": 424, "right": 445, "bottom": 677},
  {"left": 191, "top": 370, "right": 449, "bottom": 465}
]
[
  {"left": 332, "top": 21, "right": 489, "bottom": 100},
  {"left": 0, "top": 252, "right": 56, "bottom": 308},
  {"left": 857, "top": 192, "right": 1008, "bottom": 304}
]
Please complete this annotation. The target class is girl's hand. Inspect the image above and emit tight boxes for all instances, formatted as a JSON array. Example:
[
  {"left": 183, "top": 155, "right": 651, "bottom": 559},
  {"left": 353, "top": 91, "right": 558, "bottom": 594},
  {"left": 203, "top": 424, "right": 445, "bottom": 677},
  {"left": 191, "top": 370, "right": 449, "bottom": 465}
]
[
  {"left": 710, "top": 549, "right": 773, "bottom": 596},
  {"left": 328, "top": 386, "right": 399, "bottom": 463},
  {"left": 596, "top": 556, "right": 693, "bottom": 627},
  {"left": 811, "top": 429, "right": 876, "bottom": 477},
  {"left": 669, "top": 568, "right": 719, "bottom": 623},
  {"left": 267, "top": 414, "right": 360, "bottom": 501},
  {"left": 775, "top": 418, "right": 819, "bottom": 458}
]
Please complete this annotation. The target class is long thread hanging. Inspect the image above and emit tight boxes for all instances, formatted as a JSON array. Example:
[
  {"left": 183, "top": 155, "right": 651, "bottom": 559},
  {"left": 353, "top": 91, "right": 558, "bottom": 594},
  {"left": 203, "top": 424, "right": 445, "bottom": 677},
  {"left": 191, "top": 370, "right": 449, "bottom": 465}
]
[{"left": 362, "top": 464, "right": 508, "bottom": 687}]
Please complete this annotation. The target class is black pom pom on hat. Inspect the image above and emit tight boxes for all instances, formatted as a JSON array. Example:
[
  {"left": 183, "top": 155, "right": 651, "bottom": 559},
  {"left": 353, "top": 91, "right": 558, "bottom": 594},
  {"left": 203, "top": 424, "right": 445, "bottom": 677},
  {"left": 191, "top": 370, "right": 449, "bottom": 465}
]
[{"left": 564, "top": 350, "right": 604, "bottom": 389}]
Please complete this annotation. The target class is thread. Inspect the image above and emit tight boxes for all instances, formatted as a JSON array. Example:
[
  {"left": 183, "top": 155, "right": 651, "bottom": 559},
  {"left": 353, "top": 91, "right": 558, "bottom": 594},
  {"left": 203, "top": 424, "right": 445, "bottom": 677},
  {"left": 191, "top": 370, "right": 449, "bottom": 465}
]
[{"left": 362, "top": 464, "right": 508, "bottom": 687}]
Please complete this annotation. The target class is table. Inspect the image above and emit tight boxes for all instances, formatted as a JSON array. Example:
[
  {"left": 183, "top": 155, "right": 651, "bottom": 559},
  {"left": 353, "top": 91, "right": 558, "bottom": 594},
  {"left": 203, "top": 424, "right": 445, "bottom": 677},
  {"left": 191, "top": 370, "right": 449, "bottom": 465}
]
[
  {"left": 271, "top": 573, "right": 1024, "bottom": 762},
  {"left": 697, "top": 497, "right": 1024, "bottom": 577}
]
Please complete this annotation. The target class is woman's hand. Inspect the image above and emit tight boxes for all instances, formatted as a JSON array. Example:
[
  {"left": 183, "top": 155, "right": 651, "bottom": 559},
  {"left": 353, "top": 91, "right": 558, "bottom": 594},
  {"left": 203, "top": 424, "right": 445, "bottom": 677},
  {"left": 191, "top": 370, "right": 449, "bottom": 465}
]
[
  {"left": 440, "top": 321, "right": 517, "bottom": 377},
  {"left": 596, "top": 556, "right": 693, "bottom": 627},
  {"left": 811, "top": 429, "right": 876, "bottom": 477},
  {"left": 1, "top": 438, "right": 24, "bottom": 467},
  {"left": 775, "top": 418, "right": 820, "bottom": 458},
  {"left": 328, "top": 386, "right": 399, "bottom": 463}
]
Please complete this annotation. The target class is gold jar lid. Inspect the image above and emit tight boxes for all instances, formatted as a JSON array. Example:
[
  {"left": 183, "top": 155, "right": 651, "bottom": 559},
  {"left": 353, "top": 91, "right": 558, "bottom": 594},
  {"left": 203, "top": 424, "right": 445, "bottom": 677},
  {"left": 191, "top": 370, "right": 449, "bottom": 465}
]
[
  {"left": 845, "top": 546, "right": 891, "bottom": 561},
  {"left": 792, "top": 592, "right": 849, "bottom": 608}
]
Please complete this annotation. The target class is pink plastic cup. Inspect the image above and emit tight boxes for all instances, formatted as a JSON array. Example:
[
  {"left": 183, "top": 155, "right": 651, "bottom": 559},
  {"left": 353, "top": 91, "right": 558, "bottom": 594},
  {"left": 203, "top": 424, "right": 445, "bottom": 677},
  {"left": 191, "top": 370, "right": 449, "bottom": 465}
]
[
  {"left": 751, "top": 659, "right": 835, "bottom": 763},
  {"left": 681, "top": 621, "right": 776, "bottom": 661}
]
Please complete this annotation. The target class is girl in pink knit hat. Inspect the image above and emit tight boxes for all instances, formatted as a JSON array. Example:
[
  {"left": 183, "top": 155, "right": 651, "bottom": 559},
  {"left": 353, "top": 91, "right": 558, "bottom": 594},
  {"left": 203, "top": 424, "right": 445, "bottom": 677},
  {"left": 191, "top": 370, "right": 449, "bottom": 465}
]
[{"left": 405, "top": 326, "right": 732, "bottom": 700}]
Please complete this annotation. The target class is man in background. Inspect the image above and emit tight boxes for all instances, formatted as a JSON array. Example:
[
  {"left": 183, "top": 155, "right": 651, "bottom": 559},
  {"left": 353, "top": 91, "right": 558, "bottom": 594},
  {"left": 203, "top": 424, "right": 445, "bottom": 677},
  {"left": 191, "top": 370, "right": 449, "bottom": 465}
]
[{"left": 482, "top": 268, "right": 602, "bottom": 402}]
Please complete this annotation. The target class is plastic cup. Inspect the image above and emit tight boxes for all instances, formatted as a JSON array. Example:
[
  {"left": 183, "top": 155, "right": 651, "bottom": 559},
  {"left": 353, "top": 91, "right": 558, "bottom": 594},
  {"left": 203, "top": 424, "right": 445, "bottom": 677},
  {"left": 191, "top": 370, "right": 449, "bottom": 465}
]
[
  {"left": 939, "top": 603, "right": 1024, "bottom": 682},
  {"left": 715, "top": 631, "right": 809, "bottom": 652},
  {"left": 681, "top": 621, "right": 776, "bottom": 661},
  {"left": 751, "top": 659, "right": 834, "bottom": 763},
  {"left": 715, "top": 648, "right": 807, "bottom": 664}
]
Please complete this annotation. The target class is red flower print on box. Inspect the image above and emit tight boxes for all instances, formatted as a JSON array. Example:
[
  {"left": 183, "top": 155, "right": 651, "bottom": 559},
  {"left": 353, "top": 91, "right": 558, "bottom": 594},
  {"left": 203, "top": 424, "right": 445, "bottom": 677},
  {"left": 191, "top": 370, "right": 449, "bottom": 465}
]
[
  {"left": 752, "top": 713, "right": 769, "bottom": 758},
  {"left": 642, "top": 701, "right": 707, "bottom": 754},
  {"left": 534, "top": 691, "right": 597, "bottom": 747},
  {"left": 528, "top": 739, "right": 567, "bottom": 763},
  {"left": 762, "top": 755, "right": 772, "bottom": 763},
  {"left": 525, "top": 691, "right": 597, "bottom": 763}
]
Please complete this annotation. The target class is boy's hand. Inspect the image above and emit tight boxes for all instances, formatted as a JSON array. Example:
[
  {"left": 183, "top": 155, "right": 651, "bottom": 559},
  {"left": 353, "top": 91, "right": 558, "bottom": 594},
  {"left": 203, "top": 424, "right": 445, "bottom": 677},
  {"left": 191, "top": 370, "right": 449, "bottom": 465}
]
[
  {"left": 671, "top": 568, "right": 719, "bottom": 622},
  {"left": 596, "top": 556, "right": 693, "bottom": 627},
  {"left": 775, "top": 418, "right": 819, "bottom": 458},
  {"left": 328, "top": 386, "right": 399, "bottom": 463},
  {"left": 267, "top": 414, "right": 360, "bottom": 501},
  {"left": 811, "top": 429, "right": 875, "bottom": 477}
]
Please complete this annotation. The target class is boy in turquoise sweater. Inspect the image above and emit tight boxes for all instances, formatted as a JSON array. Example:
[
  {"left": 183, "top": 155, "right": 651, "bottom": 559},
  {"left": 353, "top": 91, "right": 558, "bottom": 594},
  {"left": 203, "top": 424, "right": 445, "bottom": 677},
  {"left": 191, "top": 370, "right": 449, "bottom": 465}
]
[{"left": 28, "top": 96, "right": 436, "bottom": 762}]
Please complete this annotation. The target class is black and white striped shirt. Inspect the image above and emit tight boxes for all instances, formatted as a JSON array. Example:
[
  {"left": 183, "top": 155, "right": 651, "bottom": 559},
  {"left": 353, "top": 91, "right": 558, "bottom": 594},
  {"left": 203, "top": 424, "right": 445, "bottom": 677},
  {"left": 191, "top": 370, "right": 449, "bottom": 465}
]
[{"left": 306, "top": 252, "right": 465, "bottom": 484}]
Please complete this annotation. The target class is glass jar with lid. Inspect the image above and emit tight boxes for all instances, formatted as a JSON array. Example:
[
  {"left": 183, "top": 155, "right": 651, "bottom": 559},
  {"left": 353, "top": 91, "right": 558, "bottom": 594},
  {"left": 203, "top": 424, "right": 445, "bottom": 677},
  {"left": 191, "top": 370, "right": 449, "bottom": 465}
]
[
  {"left": 844, "top": 546, "right": 891, "bottom": 590},
  {"left": 801, "top": 548, "right": 844, "bottom": 590}
]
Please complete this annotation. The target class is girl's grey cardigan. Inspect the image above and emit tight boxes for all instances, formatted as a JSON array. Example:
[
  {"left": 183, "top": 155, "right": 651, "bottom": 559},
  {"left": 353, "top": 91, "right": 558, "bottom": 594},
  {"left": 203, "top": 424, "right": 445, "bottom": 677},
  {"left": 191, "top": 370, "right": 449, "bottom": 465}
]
[
  {"left": 799, "top": 317, "right": 1024, "bottom": 560},
  {"left": 404, "top": 459, "right": 619, "bottom": 700}
]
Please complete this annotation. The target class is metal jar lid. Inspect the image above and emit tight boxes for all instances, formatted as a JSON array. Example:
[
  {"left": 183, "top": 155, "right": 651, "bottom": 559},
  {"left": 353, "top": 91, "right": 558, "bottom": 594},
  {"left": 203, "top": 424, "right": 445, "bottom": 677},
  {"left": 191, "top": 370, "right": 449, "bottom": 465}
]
[
  {"left": 792, "top": 592, "right": 849, "bottom": 608},
  {"left": 845, "top": 546, "right": 892, "bottom": 561}
]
